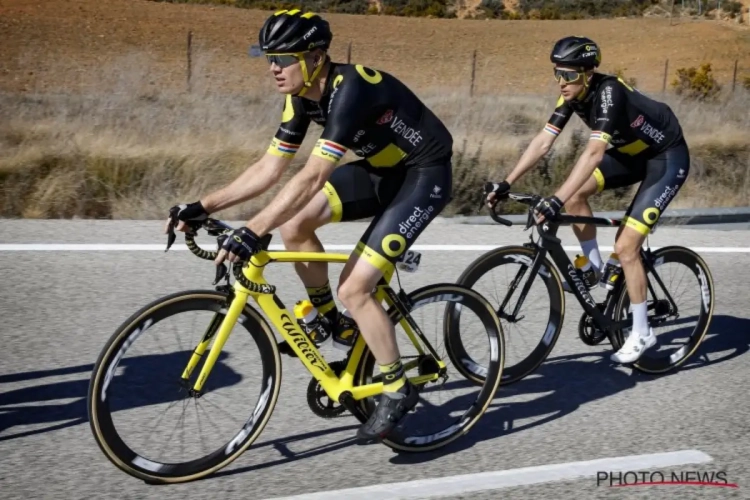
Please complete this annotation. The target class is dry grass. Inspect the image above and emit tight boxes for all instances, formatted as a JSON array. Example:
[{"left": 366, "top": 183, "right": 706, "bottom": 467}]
[
  {"left": 2, "top": 0, "right": 750, "bottom": 96},
  {"left": 1, "top": 0, "right": 749, "bottom": 219},
  {"left": 1, "top": 67, "right": 748, "bottom": 219}
]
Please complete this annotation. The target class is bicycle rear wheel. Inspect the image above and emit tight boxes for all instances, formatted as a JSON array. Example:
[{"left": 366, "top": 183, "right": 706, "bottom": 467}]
[
  {"left": 613, "top": 246, "right": 715, "bottom": 374},
  {"left": 447, "top": 245, "right": 565, "bottom": 385},
  {"left": 87, "top": 290, "right": 282, "bottom": 484},
  {"left": 354, "top": 284, "right": 504, "bottom": 452}
]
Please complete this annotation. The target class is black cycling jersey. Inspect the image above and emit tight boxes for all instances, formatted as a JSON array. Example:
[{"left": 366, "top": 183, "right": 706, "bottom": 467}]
[
  {"left": 266, "top": 62, "right": 453, "bottom": 169},
  {"left": 544, "top": 73, "right": 684, "bottom": 157}
]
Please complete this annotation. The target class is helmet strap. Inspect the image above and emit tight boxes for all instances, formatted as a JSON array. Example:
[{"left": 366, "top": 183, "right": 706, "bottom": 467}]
[
  {"left": 575, "top": 71, "right": 592, "bottom": 101},
  {"left": 296, "top": 53, "right": 326, "bottom": 98}
]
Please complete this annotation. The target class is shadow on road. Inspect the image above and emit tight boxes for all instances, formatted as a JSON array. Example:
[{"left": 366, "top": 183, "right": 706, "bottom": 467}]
[
  {"left": 387, "top": 312, "right": 750, "bottom": 465},
  {"left": 1, "top": 314, "right": 748, "bottom": 477},
  {"left": 0, "top": 350, "right": 240, "bottom": 441},
  {"left": 207, "top": 425, "right": 362, "bottom": 480},
  {"left": 653, "top": 314, "right": 750, "bottom": 374}
]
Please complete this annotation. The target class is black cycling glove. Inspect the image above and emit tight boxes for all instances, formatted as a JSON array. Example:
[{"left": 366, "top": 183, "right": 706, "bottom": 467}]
[
  {"left": 169, "top": 201, "right": 208, "bottom": 226},
  {"left": 484, "top": 181, "right": 511, "bottom": 200},
  {"left": 221, "top": 227, "right": 262, "bottom": 262},
  {"left": 534, "top": 195, "right": 564, "bottom": 221}
]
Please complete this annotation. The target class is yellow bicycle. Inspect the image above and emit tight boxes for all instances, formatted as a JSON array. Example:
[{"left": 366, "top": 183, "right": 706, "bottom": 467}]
[{"left": 87, "top": 217, "right": 505, "bottom": 484}]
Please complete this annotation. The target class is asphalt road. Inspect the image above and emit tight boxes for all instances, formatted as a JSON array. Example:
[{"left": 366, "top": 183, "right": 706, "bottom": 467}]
[{"left": 1, "top": 220, "right": 749, "bottom": 499}]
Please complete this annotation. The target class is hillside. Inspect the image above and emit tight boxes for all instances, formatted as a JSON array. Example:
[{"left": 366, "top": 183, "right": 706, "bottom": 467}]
[
  {"left": 2, "top": 0, "right": 749, "bottom": 96},
  {"left": 145, "top": 0, "right": 748, "bottom": 21},
  {"left": 0, "top": 0, "right": 749, "bottom": 220}
]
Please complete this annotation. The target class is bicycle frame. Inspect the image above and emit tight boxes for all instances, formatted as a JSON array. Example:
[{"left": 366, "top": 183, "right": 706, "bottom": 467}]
[
  {"left": 179, "top": 248, "right": 446, "bottom": 404},
  {"left": 532, "top": 216, "right": 632, "bottom": 332},
  {"left": 492, "top": 193, "right": 681, "bottom": 338}
]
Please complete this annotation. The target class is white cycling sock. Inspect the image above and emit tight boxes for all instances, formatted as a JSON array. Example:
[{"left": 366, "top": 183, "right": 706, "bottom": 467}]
[
  {"left": 630, "top": 301, "right": 649, "bottom": 335},
  {"left": 581, "top": 238, "right": 603, "bottom": 271}
]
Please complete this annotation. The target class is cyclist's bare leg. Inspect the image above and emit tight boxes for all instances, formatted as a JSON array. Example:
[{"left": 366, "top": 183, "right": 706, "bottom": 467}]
[
  {"left": 614, "top": 225, "right": 648, "bottom": 309},
  {"left": 279, "top": 190, "right": 332, "bottom": 287},
  {"left": 340, "top": 253, "right": 420, "bottom": 443},
  {"left": 337, "top": 255, "right": 399, "bottom": 364},
  {"left": 278, "top": 191, "right": 341, "bottom": 327},
  {"left": 565, "top": 174, "right": 599, "bottom": 243},
  {"left": 610, "top": 224, "right": 656, "bottom": 362},
  {"left": 563, "top": 174, "right": 604, "bottom": 274}
]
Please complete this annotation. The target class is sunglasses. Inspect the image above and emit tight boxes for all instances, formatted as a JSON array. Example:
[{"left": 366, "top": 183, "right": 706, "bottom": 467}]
[
  {"left": 265, "top": 53, "right": 304, "bottom": 68},
  {"left": 553, "top": 68, "right": 585, "bottom": 84}
]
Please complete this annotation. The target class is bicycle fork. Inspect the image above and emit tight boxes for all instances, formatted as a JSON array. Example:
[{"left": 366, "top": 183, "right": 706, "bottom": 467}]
[
  {"left": 180, "top": 290, "right": 249, "bottom": 396},
  {"left": 499, "top": 246, "right": 548, "bottom": 323}
]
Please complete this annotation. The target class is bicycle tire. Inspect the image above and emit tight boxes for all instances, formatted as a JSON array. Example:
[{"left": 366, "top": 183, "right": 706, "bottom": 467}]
[
  {"left": 87, "top": 290, "right": 282, "bottom": 484},
  {"left": 354, "top": 283, "right": 505, "bottom": 453},
  {"left": 613, "top": 246, "right": 715, "bottom": 374},
  {"left": 448, "top": 245, "right": 565, "bottom": 385}
]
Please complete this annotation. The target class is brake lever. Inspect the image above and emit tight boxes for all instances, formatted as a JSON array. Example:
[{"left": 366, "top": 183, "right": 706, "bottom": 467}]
[
  {"left": 165, "top": 217, "right": 177, "bottom": 252},
  {"left": 213, "top": 262, "right": 228, "bottom": 285},
  {"left": 525, "top": 210, "right": 535, "bottom": 231},
  {"left": 477, "top": 187, "right": 492, "bottom": 214}
]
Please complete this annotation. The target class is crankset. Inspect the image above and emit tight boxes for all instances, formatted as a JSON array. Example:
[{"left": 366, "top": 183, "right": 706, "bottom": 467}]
[
  {"left": 306, "top": 360, "right": 348, "bottom": 419},
  {"left": 578, "top": 305, "right": 608, "bottom": 346}
]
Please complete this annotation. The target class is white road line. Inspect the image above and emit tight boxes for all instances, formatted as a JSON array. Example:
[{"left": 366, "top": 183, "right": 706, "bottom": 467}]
[
  {"left": 266, "top": 449, "right": 713, "bottom": 500},
  {"left": 0, "top": 243, "right": 749, "bottom": 253}
]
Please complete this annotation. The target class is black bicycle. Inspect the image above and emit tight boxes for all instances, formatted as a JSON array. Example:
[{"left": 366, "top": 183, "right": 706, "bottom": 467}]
[{"left": 445, "top": 190, "right": 715, "bottom": 386}]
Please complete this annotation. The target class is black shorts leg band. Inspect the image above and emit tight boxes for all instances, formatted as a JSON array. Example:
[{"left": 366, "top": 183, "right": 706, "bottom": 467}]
[
  {"left": 356, "top": 162, "right": 452, "bottom": 276},
  {"left": 323, "top": 160, "right": 383, "bottom": 222},
  {"left": 623, "top": 141, "right": 690, "bottom": 235}
]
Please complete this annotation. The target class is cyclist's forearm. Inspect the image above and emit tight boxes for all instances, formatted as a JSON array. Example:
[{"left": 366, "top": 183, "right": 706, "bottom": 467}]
[
  {"left": 505, "top": 133, "right": 554, "bottom": 185},
  {"left": 201, "top": 157, "right": 284, "bottom": 213},
  {"left": 555, "top": 144, "right": 605, "bottom": 203},
  {"left": 246, "top": 158, "right": 333, "bottom": 236}
]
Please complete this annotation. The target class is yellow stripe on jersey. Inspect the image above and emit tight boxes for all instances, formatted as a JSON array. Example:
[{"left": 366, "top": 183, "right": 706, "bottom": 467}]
[
  {"left": 267, "top": 137, "right": 300, "bottom": 158},
  {"left": 281, "top": 94, "right": 295, "bottom": 123},
  {"left": 617, "top": 140, "right": 649, "bottom": 156},
  {"left": 590, "top": 131, "right": 611, "bottom": 143},
  {"left": 366, "top": 143, "right": 407, "bottom": 168},
  {"left": 312, "top": 139, "right": 347, "bottom": 163}
]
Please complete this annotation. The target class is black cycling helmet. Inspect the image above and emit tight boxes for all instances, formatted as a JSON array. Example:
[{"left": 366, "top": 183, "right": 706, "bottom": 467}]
[
  {"left": 550, "top": 36, "right": 601, "bottom": 69},
  {"left": 259, "top": 9, "right": 332, "bottom": 54},
  {"left": 259, "top": 10, "right": 333, "bottom": 97}
]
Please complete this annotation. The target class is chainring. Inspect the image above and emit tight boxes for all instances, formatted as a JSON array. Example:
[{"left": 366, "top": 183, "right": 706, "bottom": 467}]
[
  {"left": 306, "top": 360, "right": 348, "bottom": 419},
  {"left": 578, "top": 309, "right": 608, "bottom": 346}
]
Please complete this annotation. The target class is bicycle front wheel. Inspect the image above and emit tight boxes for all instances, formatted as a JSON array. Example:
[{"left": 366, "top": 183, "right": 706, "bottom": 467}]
[
  {"left": 87, "top": 290, "right": 282, "bottom": 484},
  {"left": 355, "top": 284, "right": 505, "bottom": 453},
  {"left": 447, "top": 245, "right": 565, "bottom": 385},
  {"left": 613, "top": 246, "right": 715, "bottom": 374}
]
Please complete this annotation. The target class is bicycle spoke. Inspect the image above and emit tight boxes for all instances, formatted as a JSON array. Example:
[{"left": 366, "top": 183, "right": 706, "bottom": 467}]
[
  {"left": 453, "top": 246, "right": 561, "bottom": 385},
  {"left": 617, "top": 247, "right": 713, "bottom": 374},
  {"left": 90, "top": 292, "right": 280, "bottom": 482},
  {"left": 193, "top": 399, "right": 210, "bottom": 458},
  {"left": 354, "top": 284, "right": 504, "bottom": 451}
]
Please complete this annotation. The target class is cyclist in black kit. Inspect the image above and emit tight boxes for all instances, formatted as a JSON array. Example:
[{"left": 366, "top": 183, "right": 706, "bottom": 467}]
[
  {"left": 165, "top": 9, "right": 453, "bottom": 442},
  {"left": 485, "top": 35, "right": 690, "bottom": 365}
]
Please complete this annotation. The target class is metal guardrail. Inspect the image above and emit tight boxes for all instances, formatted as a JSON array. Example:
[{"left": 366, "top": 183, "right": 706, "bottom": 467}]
[{"left": 445, "top": 207, "right": 750, "bottom": 227}]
